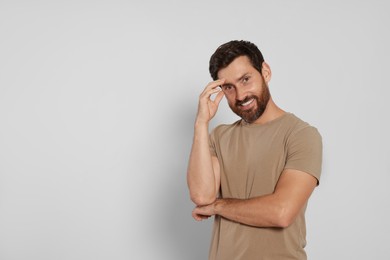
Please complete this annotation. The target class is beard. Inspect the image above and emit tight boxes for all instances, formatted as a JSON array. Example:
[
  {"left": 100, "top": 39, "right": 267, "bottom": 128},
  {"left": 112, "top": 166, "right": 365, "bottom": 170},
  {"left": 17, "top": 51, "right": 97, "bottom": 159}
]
[{"left": 229, "top": 82, "right": 271, "bottom": 124}]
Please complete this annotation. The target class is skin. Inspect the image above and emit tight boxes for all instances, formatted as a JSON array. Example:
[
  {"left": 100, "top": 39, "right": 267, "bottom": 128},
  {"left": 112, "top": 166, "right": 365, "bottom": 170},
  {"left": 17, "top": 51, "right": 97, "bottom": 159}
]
[{"left": 187, "top": 55, "right": 318, "bottom": 228}]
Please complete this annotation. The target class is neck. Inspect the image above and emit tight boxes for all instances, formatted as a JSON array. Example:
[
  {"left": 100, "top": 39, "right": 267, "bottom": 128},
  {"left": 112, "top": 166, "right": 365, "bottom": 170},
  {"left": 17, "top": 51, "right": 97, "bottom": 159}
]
[{"left": 252, "top": 98, "right": 285, "bottom": 125}]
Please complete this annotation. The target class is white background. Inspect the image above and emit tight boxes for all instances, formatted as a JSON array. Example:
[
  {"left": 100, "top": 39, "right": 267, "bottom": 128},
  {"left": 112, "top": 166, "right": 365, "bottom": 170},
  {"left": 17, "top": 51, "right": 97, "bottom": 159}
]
[{"left": 1, "top": 1, "right": 389, "bottom": 259}]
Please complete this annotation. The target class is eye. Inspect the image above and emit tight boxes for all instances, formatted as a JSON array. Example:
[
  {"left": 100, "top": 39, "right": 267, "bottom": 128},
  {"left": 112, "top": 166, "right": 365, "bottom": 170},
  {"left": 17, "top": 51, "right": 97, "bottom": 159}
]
[
  {"left": 242, "top": 76, "right": 250, "bottom": 83},
  {"left": 222, "top": 85, "right": 233, "bottom": 91}
]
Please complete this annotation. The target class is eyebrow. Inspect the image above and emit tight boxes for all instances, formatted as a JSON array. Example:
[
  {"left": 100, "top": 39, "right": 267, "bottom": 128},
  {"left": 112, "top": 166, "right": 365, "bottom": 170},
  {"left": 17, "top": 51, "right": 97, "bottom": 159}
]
[
  {"left": 221, "top": 72, "right": 252, "bottom": 87},
  {"left": 222, "top": 73, "right": 250, "bottom": 87},
  {"left": 236, "top": 73, "right": 250, "bottom": 83}
]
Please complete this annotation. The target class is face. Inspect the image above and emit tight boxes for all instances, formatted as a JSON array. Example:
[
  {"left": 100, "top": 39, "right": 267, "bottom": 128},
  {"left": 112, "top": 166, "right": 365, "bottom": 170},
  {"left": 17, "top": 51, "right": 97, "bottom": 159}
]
[{"left": 218, "top": 56, "right": 271, "bottom": 123}]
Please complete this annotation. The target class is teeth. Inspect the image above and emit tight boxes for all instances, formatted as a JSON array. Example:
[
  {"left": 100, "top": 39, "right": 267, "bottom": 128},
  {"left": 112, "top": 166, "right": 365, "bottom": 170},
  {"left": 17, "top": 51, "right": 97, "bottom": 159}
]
[{"left": 241, "top": 99, "right": 254, "bottom": 106}]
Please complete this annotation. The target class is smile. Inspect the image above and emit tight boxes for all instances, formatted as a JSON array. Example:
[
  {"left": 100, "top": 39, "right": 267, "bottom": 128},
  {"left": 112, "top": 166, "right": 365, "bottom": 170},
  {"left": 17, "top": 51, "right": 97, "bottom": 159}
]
[{"left": 240, "top": 98, "right": 254, "bottom": 107}]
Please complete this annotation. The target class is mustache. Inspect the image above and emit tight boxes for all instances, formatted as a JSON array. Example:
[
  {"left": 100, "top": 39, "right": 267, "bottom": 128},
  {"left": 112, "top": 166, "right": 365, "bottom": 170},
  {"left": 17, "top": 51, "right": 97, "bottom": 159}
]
[{"left": 235, "top": 96, "right": 257, "bottom": 106}]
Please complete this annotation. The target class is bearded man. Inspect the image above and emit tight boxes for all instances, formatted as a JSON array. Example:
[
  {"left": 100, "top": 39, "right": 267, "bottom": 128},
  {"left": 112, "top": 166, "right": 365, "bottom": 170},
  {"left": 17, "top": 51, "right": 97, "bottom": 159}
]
[{"left": 187, "top": 40, "right": 323, "bottom": 260}]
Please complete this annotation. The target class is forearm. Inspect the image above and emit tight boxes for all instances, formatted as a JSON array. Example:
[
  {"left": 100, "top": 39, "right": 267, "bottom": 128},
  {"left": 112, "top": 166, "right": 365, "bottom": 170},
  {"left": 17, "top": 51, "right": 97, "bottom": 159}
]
[
  {"left": 204, "top": 169, "right": 318, "bottom": 227},
  {"left": 192, "top": 164, "right": 317, "bottom": 228},
  {"left": 187, "top": 122, "right": 218, "bottom": 206},
  {"left": 214, "top": 195, "right": 291, "bottom": 228}
]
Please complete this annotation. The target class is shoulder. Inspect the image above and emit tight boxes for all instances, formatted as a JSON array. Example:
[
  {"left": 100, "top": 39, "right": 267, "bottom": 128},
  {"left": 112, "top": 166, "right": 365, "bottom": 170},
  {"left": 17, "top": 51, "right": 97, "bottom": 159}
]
[
  {"left": 283, "top": 114, "right": 322, "bottom": 153},
  {"left": 285, "top": 113, "right": 322, "bottom": 140}
]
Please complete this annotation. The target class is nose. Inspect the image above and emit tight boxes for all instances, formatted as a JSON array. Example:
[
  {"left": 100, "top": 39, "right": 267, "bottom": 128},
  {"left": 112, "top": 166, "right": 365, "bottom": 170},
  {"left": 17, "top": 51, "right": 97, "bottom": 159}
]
[{"left": 235, "top": 86, "right": 247, "bottom": 101}]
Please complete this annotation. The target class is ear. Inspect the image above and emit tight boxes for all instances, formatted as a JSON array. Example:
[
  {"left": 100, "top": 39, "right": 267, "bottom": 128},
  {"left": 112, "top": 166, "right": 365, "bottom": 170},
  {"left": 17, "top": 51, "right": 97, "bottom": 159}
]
[{"left": 261, "top": 62, "right": 272, "bottom": 83}]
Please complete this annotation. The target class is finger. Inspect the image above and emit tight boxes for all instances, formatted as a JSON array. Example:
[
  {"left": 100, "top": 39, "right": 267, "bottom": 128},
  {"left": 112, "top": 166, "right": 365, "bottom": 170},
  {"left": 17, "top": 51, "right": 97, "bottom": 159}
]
[
  {"left": 213, "top": 89, "right": 225, "bottom": 105},
  {"left": 192, "top": 212, "right": 210, "bottom": 221},
  {"left": 200, "top": 86, "right": 223, "bottom": 101},
  {"left": 193, "top": 207, "right": 209, "bottom": 217},
  {"left": 192, "top": 210, "right": 203, "bottom": 221},
  {"left": 201, "top": 79, "right": 225, "bottom": 95},
  {"left": 207, "top": 79, "right": 225, "bottom": 89}
]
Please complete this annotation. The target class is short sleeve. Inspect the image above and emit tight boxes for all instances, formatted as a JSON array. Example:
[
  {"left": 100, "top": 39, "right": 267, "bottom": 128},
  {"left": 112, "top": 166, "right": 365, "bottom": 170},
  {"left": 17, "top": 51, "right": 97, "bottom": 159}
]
[{"left": 284, "top": 126, "right": 323, "bottom": 184}]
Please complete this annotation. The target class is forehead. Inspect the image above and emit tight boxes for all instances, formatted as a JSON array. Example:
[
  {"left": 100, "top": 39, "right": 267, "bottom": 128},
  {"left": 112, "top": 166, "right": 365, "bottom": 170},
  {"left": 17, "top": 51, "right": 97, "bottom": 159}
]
[{"left": 217, "top": 55, "right": 257, "bottom": 80}]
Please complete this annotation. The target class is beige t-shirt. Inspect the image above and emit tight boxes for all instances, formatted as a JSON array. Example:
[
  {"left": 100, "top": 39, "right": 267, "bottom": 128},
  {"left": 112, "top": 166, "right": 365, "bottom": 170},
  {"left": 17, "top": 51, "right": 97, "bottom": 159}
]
[{"left": 208, "top": 113, "right": 322, "bottom": 260}]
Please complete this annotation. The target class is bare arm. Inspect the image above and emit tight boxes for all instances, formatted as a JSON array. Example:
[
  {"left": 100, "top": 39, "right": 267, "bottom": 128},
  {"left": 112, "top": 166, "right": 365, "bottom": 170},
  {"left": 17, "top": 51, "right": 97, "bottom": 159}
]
[
  {"left": 187, "top": 79, "right": 225, "bottom": 206},
  {"left": 192, "top": 169, "right": 318, "bottom": 227}
]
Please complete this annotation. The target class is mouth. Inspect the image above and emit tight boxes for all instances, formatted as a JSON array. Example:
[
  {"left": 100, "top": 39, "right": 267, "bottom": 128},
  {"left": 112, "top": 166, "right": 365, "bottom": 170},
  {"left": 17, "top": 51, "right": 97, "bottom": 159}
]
[
  {"left": 238, "top": 98, "right": 255, "bottom": 110},
  {"left": 241, "top": 98, "right": 254, "bottom": 106}
]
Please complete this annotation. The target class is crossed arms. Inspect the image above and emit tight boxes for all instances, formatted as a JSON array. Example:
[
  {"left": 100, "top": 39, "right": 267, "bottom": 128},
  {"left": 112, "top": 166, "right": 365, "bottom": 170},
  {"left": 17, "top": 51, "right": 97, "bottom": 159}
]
[{"left": 187, "top": 124, "right": 317, "bottom": 228}]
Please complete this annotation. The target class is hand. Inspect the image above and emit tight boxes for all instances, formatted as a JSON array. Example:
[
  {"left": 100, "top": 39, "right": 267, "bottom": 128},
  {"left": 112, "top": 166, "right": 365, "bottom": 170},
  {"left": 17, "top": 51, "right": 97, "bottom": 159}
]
[
  {"left": 196, "top": 79, "right": 225, "bottom": 125},
  {"left": 192, "top": 202, "right": 217, "bottom": 221}
]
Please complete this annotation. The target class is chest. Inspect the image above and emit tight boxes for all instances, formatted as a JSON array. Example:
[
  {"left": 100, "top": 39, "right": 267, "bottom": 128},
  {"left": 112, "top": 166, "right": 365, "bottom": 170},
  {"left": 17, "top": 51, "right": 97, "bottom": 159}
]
[{"left": 217, "top": 127, "right": 289, "bottom": 198}]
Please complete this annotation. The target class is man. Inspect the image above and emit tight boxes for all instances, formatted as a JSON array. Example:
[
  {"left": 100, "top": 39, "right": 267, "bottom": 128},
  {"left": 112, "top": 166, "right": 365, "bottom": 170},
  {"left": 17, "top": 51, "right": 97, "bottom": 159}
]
[{"left": 187, "top": 40, "right": 322, "bottom": 260}]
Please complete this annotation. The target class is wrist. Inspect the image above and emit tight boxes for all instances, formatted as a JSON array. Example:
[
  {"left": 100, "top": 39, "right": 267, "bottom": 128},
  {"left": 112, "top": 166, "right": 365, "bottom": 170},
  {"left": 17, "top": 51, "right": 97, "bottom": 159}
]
[
  {"left": 194, "top": 119, "right": 209, "bottom": 130},
  {"left": 195, "top": 118, "right": 209, "bottom": 127},
  {"left": 214, "top": 199, "right": 225, "bottom": 215}
]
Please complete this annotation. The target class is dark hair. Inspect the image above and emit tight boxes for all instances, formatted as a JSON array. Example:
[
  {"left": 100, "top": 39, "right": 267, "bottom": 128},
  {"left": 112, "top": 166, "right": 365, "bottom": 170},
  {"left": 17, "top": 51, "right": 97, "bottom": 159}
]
[{"left": 209, "top": 40, "right": 265, "bottom": 80}]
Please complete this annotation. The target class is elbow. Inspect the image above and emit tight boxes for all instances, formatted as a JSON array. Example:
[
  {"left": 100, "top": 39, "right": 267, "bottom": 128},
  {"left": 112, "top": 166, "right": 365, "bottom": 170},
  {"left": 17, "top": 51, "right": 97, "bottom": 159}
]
[
  {"left": 276, "top": 217, "right": 294, "bottom": 229},
  {"left": 190, "top": 193, "right": 216, "bottom": 206},
  {"left": 274, "top": 206, "right": 295, "bottom": 228}
]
